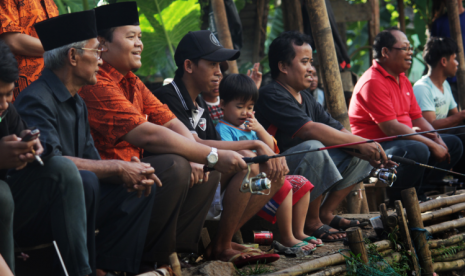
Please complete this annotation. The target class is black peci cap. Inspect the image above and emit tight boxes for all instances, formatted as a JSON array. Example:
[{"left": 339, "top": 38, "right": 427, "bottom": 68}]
[
  {"left": 34, "top": 10, "right": 98, "bottom": 51},
  {"left": 174, "top": 30, "right": 240, "bottom": 68},
  {"left": 94, "top": 2, "right": 140, "bottom": 32}
]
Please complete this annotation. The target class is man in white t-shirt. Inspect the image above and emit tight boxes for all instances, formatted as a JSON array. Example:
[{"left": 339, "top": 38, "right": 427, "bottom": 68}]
[{"left": 413, "top": 37, "right": 465, "bottom": 172}]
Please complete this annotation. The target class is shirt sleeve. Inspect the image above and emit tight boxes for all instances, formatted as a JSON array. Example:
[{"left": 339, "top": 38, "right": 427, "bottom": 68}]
[
  {"left": 14, "top": 92, "right": 64, "bottom": 157},
  {"left": 7, "top": 104, "right": 27, "bottom": 136},
  {"left": 155, "top": 87, "right": 195, "bottom": 133},
  {"left": 413, "top": 84, "right": 436, "bottom": 112},
  {"left": 79, "top": 80, "right": 148, "bottom": 146},
  {"left": 306, "top": 92, "right": 343, "bottom": 130},
  {"left": 140, "top": 82, "right": 176, "bottom": 126},
  {"left": 0, "top": 0, "right": 23, "bottom": 34},
  {"left": 355, "top": 80, "right": 397, "bottom": 124},
  {"left": 215, "top": 123, "right": 237, "bottom": 141},
  {"left": 257, "top": 85, "right": 312, "bottom": 137}
]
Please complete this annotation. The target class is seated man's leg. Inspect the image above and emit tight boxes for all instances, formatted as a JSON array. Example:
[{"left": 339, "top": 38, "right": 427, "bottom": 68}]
[
  {"left": 420, "top": 134, "right": 463, "bottom": 194},
  {"left": 381, "top": 140, "right": 429, "bottom": 202},
  {"left": 447, "top": 127, "right": 465, "bottom": 174},
  {"left": 79, "top": 171, "right": 100, "bottom": 276},
  {"left": 211, "top": 150, "right": 284, "bottom": 261},
  {"left": 139, "top": 154, "right": 191, "bottom": 269},
  {"left": 320, "top": 149, "right": 373, "bottom": 229},
  {"left": 0, "top": 180, "right": 14, "bottom": 273},
  {"left": 283, "top": 140, "right": 345, "bottom": 239},
  {"left": 8, "top": 156, "right": 91, "bottom": 276}
]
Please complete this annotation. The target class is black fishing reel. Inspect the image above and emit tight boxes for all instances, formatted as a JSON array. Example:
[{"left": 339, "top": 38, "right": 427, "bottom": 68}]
[
  {"left": 240, "top": 165, "right": 271, "bottom": 195},
  {"left": 370, "top": 167, "right": 397, "bottom": 187}
]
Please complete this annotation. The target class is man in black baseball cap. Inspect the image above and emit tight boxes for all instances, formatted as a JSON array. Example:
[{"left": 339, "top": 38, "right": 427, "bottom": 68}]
[{"left": 154, "top": 30, "right": 288, "bottom": 265}]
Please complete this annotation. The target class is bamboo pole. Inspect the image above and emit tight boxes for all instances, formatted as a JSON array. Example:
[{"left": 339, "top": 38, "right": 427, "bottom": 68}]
[
  {"left": 169, "top": 252, "right": 182, "bottom": 276},
  {"left": 397, "top": 0, "right": 405, "bottom": 33},
  {"left": 347, "top": 184, "right": 363, "bottom": 213},
  {"left": 446, "top": 0, "right": 465, "bottom": 110},
  {"left": 304, "top": 0, "right": 350, "bottom": 130},
  {"left": 433, "top": 258, "right": 465, "bottom": 272},
  {"left": 368, "top": 0, "right": 380, "bottom": 63},
  {"left": 347, "top": 227, "right": 368, "bottom": 264},
  {"left": 431, "top": 245, "right": 465, "bottom": 257},
  {"left": 378, "top": 249, "right": 394, "bottom": 257},
  {"left": 281, "top": 0, "right": 303, "bottom": 32},
  {"left": 252, "top": 0, "right": 266, "bottom": 63},
  {"left": 360, "top": 187, "right": 369, "bottom": 213},
  {"left": 307, "top": 265, "right": 346, "bottom": 276},
  {"left": 395, "top": 200, "right": 421, "bottom": 276},
  {"left": 434, "top": 250, "right": 465, "bottom": 262},
  {"left": 401, "top": 188, "right": 434, "bottom": 276},
  {"left": 262, "top": 240, "right": 395, "bottom": 276},
  {"left": 425, "top": 217, "right": 465, "bottom": 234},
  {"left": 420, "top": 194, "right": 465, "bottom": 213},
  {"left": 422, "top": 202, "right": 465, "bottom": 221},
  {"left": 211, "top": 0, "right": 239, "bottom": 73},
  {"left": 380, "top": 203, "right": 390, "bottom": 232},
  {"left": 429, "top": 233, "right": 465, "bottom": 249},
  {"left": 383, "top": 252, "right": 402, "bottom": 264}
]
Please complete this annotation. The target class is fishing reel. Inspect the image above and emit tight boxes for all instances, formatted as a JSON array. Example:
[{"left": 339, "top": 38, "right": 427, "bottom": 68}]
[
  {"left": 240, "top": 165, "right": 271, "bottom": 195},
  {"left": 370, "top": 167, "right": 397, "bottom": 187}
]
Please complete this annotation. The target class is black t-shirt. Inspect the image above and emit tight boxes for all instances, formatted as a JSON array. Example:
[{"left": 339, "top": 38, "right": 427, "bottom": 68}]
[
  {"left": 154, "top": 76, "right": 221, "bottom": 141},
  {"left": 255, "top": 80, "right": 343, "bottom": 152},
  {"left": 0, "top": 104, "right": 27, "bottom": 180}
]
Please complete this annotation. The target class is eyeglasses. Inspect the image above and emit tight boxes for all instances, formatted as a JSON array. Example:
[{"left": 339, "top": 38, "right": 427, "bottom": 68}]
[
  {"left": 76, "top": 48, "right": 107, "bottom": 60},
  {"left": 391, "top": 46, "right": 414, "bottom": 52}
]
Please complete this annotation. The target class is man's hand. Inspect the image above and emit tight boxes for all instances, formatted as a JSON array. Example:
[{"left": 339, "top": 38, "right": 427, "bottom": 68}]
[
  {"left": 20, "top": 129, "right": 44, "bottom": 156},
  {"left": 119, "top": 157, "right": 161, "bottom": 197},
  {"left": 354, "top": 142, "right": 389, "bottom": 168},
  {"left": 190, "top": 162, "right": 209, "bottom": 188},
  {"left": 0, "top": 134, "right": 38, "bottom": 170},
  {"left": 255, "top": 142, "right": 289, "bottom": 182},
  {"left": 244, "top": 112, "right": 264, "bottom": 132},
  {"left": 247, "top": 63, "right": 263, "bottom": 89},
  {"left": 430, "top": 143, "right": 450, "bottom": 163},
  {"left": 214, "top": 150, "right": 248, "bottom": 174}
]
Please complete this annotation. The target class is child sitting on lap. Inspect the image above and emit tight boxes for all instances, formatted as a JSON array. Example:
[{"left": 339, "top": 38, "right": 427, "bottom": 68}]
[{"left": 216, "top": 74, "right": 323, "bottom": 251}]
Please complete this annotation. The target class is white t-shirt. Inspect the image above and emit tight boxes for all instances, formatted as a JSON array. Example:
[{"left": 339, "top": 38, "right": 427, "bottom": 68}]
[{"left": 413, "top": 76, "right": 457, "bottom": 119}]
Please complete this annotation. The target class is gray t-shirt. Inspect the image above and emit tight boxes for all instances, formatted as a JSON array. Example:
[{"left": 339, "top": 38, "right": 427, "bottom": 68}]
[
  {"left": 255, "top": 80, "right": 343, "bottom": 152},
  {"left": 413, "top": 76, "right": 457, "bottom": 119}
]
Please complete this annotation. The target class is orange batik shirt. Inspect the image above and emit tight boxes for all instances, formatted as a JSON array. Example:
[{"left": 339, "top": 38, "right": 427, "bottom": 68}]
[
  {"left": 0, "top": 0, "right": 58, "bottom": 100},
  {"left": 78, "top": 61, "right": 176, "bottom": 161}
]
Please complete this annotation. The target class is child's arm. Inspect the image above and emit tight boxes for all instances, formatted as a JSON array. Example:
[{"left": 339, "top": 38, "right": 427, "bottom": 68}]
[{"left": 244, "top": 111, "right": 275, "bottom": 150}]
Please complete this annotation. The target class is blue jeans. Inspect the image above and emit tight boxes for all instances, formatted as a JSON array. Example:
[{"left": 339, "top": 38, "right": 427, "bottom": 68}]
[{"left": 381, "top": 134, "right": 463, "bottom": 202}]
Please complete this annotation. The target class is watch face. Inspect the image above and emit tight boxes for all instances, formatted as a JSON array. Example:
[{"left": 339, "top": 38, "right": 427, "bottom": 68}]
[{"left": 208, "top": 153, "right": 218, "bottom": 164}]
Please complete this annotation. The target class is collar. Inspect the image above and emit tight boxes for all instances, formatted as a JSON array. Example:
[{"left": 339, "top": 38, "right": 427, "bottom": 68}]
[
  {"left": 100, "top": 60, "right": 133, "bottom": 84},
  {"left": 42, "top": 69, "right": 74, "bottom": 103},
  {"left": 372, "top": 60, "right": 406, "bottom": 81},
  {"left": 171, "top": 76, "right": 197, "bottom": 111}
]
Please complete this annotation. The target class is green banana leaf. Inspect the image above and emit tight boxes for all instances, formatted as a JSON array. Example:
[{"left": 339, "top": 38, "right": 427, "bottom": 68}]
[{"left": 123, "top": 0, "right": 202, "bottom": 78}]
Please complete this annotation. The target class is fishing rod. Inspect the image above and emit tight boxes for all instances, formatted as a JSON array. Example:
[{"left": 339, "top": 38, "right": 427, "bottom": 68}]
[{"left": 388, "top": 154, "right": 465, "bottom": 178}]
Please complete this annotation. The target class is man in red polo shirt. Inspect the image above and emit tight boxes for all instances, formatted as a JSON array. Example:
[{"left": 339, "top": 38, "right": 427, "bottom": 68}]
[{"left": 349, "top": 27, "right": 463, "bottom": 203}]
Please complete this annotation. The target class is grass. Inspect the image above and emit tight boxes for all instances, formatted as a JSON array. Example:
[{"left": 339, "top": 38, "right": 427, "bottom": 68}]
[{"left": 235, "top": 262, "right": 273, "bottom": 275}]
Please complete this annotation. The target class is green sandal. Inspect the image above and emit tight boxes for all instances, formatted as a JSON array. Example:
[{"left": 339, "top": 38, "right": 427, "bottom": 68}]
[
  {"left": 303, "top": 236, "right": 324, "bottom": 247},
  {"left": 291, "top": 241, "right": 317, "bottom": 251}
]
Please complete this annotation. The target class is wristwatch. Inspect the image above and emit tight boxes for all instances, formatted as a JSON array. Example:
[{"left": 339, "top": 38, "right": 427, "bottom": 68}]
[{"left": 207, "top": 147, "right": 218, "bottom": 168}]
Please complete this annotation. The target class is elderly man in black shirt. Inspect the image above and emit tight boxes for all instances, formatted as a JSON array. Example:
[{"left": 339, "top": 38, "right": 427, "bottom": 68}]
[
  {"left": 0, "top": 40, "right": 42, "bottom": 275},
  {"left": 255, "top": 31, "right": 393, "bottom": 242}
]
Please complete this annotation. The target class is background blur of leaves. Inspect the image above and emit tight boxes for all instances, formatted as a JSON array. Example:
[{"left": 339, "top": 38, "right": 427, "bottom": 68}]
[{"left": 53, "top": 0, "right": 436, "bottom": 83}]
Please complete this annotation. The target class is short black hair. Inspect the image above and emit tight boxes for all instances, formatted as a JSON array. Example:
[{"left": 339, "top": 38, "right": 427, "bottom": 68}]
[
  {"left": 373, "top": 27, "right": 401, "bottom": 59},
  {"left": 423, "top": 37, "right": 458, "bottom": 68},
  {"left": 268, "top": 31, "right": 312, "bottom": 80},
  {"left": 0, "top": 41, "right": 19, "bottom": 83},
  {"left": 98, "top": 27, "right": 116, "bottom": 43},
  {"left": 219, "top": 74, "right": 258, "bottom": 104},
  {"left": 175, "top": 58, "right": 200, "bottom": 78}
]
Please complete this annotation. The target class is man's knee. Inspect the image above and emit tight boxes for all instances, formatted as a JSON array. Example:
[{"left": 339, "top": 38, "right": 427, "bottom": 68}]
[
  {"left": 384, "top": 141, "right": 430, "bottom": 164},
  {"left": 444, "top": 134, "right": 463, "bottom": 159},
  {"left": 79, "top": 171, "right": 100, "bottom": 206}
]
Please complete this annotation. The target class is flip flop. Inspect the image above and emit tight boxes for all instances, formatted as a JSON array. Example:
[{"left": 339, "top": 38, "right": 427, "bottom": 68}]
[
  {"left": 229, "top": 252, "right": 280, "bottom": 268},
  {"left": 329, "top": 215, "right": 369, "bottom": 231},
  {"left": 291, "top": 241, "right": 317, "bottom": 251},
  {"left": 303, "top": 236, "right": 324, "bottom": 247},
  {"left": 310, "top": 224, "right": 345, "bottom": 243}
]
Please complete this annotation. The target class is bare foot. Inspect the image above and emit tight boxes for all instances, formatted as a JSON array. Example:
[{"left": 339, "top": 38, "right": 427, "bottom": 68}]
[
  {"left": 212, "top": 248, "right": 252, "bottom": 262},
  {"left": 304, "top": 221, "right": 346, "bottom": 240},
  {"left": 280, "top": 237, "right": 315, "bottom": 251},
  {"left": 205, "top": 242, "right": 253, "bottom": 260}
]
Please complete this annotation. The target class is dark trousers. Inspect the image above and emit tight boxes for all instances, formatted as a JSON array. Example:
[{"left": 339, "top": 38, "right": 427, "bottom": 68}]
[
  {"left": 140, "top": 154, "right": 220, "bottom": 267},
  {"left": 447, "top": 126, "right": 465, "bottom": 174},
  {"left": 0, "top": 180, "right": 14, "bottom": 272},
  {"left": 7, "top": 156, "right": 96, "bottom": 276},
  {"left": 381, "top": 134, "right": 463, "bottom": 202}
]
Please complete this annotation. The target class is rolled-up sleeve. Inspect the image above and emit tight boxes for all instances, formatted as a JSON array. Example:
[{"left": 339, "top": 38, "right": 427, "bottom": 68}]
[{"left": 140, "top": 83, "right": 176, "bottom": 125}]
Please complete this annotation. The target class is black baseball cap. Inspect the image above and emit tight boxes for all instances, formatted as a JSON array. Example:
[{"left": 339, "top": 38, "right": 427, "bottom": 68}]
[{"left": 174, "top": 30, "right": 240, "bottom": 68}]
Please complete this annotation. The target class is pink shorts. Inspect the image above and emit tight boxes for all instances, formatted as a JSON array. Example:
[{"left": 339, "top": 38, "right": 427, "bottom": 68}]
[{"left": 257, "top": 175, "right": 314, "bottom": 224}]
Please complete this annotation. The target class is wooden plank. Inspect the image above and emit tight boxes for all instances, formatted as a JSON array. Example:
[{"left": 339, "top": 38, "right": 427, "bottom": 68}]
[
  {"left": 395, "top": 200, "right": 421, "bottom": 276},
  {"left": 329, "top": 0, "right": 371, "bottom": 23}
]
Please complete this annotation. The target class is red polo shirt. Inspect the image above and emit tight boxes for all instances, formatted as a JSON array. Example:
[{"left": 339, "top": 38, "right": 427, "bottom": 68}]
[{"left": 348, "top": 60, "right": 423, "bottom": 139}]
